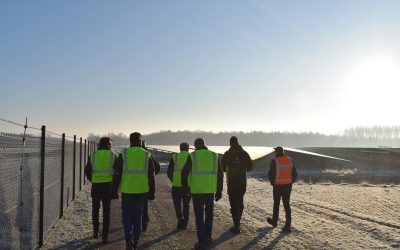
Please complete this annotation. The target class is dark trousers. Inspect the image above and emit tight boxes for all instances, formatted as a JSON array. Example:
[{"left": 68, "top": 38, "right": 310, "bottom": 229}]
[
  {"left": 142, "top": 199, "right": 149, "bottom": 228},
  {"left": 121, "top": 193, "right": 146, "bottom": 243},
  {"left": 91, "top": 182, "right": 112, "bottom": 240},
  {"left": 228, "top": 189, "right": 245, "bottom": 227},
  {"left": 272, "top": 185, "right": 292, "bottom": 227},
  {"left": 172, "top": 187, "right": 191, "bottom": 223},
  {"left": 192, "top": 194, "right": 214, "bottom": 244}
]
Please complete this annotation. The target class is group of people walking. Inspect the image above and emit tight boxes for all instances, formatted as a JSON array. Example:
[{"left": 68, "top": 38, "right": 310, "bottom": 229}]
[{"left": 85, "top": 132, "right": 297, "bottom": 250}]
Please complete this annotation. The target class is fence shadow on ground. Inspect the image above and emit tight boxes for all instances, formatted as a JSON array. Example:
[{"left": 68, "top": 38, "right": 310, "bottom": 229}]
[{"left": 49, "top": 235, "right": 124, "bottom": 250}]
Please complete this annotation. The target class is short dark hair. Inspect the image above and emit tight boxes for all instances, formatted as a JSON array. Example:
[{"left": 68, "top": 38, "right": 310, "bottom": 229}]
[
  {"left": 230, "top": 136, "right": 239, "bottom": 147},
  {"left": 180, "top": 142, "right": 189, "bottom": 151},
  {"left": 274, "top": 146, "right": 284, "bottom": 155},
  {"left": 130, "top": 132, "right": 142, "bottom": 145},
  {"left": 98, "top": 137, "right": 112, "bottom": 148},
  {"left": 194, "top": 138, "right": 205, "bottom": 149}
]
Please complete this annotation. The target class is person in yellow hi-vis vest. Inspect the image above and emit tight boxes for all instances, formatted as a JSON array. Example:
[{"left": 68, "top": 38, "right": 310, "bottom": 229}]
[
  {"left": 84, "top": 137, "right": 117, "bottom": 244},
  {"left": 112, "top": 132, "right": 156, "bottom": 250},
  {"left": 167, "top": 142, "right": 191, "bottom": 230},
  {"left": 182, "top": 138, "right": 223, "bottom": 250},
  {"left": 267, "top": 146, "right": 297, "bottom": 233}
]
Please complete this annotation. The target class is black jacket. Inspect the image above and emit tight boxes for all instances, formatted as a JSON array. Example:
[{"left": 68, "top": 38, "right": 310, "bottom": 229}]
[
  {"left": 112, "top": 146, "right": 156, "bottom": 197},
  {"left": 268, "top": 155, "right": 298, "bottom": 187},
  {"left": 221, "top": 145, "right": 253, "bottom": 192},
  {"left": 167, "top": 157, "right": 175, "bottom": 182},
  {"left": 181, "top": 146, "right": 223, "bottom": 195},
  {"left": 84, "top": 146, "right": 118, "bottom": 183}
]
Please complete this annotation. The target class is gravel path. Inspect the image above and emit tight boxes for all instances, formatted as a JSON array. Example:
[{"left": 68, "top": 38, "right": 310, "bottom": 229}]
[
  {"left": 42, "top": 171, "right": 400, "bottom": 249},
  {"left": 42, "top": 183, "right": 95, "bottom": 249}
]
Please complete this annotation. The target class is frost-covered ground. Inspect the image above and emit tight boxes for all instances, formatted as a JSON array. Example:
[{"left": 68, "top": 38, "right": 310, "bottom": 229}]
[
  {"left": 42, "top": 184, "right": 95, "bottom": 249},
  {"left": 215, "top": 179, "right": 400, "bottom": 249},
  {"left": 42, "top": 178, "right": 400, "bottom": 250}
]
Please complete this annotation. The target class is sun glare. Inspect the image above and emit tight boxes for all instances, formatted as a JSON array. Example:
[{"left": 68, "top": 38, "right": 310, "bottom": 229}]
[
  {"left": 340, "top": 54, "right": 400, "bottom": 126},
  {"left": 347, "top": 55, "right": 400, "bottom": 97}
]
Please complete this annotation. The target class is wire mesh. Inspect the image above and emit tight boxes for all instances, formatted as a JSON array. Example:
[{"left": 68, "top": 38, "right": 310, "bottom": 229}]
[
  {"left": 0, "top": 133, "right": 41, "bottom": 249},
  {"left": 1, "top": 118, "right": 92, "bottom": 248},
  {"left": 43, "top": 135, "right": 62, "bottom": 236},
  {"left": 74, "top": 140, "right": 80, "bottom": 196},
  {"left": 64, "top": 140, "right": 74, "bottom": 207}
]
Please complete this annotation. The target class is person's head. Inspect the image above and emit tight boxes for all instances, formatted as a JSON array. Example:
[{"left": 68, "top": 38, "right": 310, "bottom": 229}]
[
  {"left": 98, "top": 137, "right": 112, "bottom": 150},
  {"left": 194, "top": 138, "right": 205, "bottom": 149},
  {"left": 180, "top": 142, "right": 189, "bottom": 152},
  {"left": 130, "top": 132, "right": 142, "bottom": 146},
  {"left": 141, "top": 140, "right": 147, "bottom": 149},
  {"left": 230, "top": 136, "right": 239, "bottom": 147},
  {"left": 274, "top": 146, "right": 284, "bottom": 157}
]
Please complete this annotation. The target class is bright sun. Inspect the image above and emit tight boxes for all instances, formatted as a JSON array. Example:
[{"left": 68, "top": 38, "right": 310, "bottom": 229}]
[
  {"left": 341, "top": 54, "right": 400, "bottom": 125},
  {"left": 351, "top": 56, "right": 399, "bottom": 89},
  {"left": 346, "top": 55, "right": 400, "bottom": 101}
]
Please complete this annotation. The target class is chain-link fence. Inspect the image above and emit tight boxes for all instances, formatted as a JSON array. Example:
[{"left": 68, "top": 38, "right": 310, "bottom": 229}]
[{"left": 0, "top": 118, "right": 97, "bottom": 249}]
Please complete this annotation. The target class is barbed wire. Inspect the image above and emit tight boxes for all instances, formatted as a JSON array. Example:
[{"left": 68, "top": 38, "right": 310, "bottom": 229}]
[
  {"left": 0, "top": 117, "right": 88, "bottom": 140},
  {"left": 0, "top": 118, "right": 26, "bottom": 127}
]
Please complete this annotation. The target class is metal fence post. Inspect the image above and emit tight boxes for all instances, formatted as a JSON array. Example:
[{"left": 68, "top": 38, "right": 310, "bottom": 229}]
[
  {"left": 84, "top": 139, "right": 87, "bottom": 185},
  {"left": 39, "top": 126, "right": 45, "bottom": 248},
  {"left": 59, "top": 133, "right": 65, "bottom": 219},
  {"left": 79, "top": 137, "right": 82, "bottom": 191},
  {"left": 72, "top": 135, "right": 76, "bottom": 200}
]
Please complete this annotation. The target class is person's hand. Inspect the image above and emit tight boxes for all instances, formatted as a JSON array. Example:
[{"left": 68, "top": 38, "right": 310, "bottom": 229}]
[
  {"left": 111, "top": 193, "right": 119, "bottom": 200},
  {"left": 148, "top": 194, "right": 155, "bottom": 200},
  {"left": 215, "top": 192, "right": 222, "bottom": 202}
]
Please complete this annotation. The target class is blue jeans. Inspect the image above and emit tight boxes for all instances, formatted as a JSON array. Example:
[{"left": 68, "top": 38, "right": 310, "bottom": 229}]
[
  {"left": 172, "top": 187, "right": 191, "bottom": 223},
  {"left": 192, "top": 194, "right": 214, "bottom": 244},
  {"left": 121, "top": 193, "right": 146, "bottom": 243}
]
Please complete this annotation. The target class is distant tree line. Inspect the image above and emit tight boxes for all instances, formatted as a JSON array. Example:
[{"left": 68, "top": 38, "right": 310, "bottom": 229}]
[
  {"left": 343, "top": 126, "right": 400, "bottom": 139},
  {"left": 88, "top": 126, "right": 400, "bottom": 147}
]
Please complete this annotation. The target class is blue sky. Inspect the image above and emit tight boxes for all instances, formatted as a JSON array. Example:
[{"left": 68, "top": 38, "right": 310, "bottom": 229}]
[{"left": 1, "top": 1, "right": 400, "bottom": 137}]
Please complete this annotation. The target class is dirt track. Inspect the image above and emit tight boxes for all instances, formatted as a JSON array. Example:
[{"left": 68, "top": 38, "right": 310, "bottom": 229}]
[
  {"left": 98, "top": 170, "right": 254, "bottom": 250},
  {"left": 43, "top": 169, "right": 400, "bottom": 250}
]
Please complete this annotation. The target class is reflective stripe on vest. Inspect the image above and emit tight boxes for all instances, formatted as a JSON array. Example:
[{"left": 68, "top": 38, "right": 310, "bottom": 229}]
[
  {"left": 120, "top": 147, "right": 150, "bottom": 194},
  {"left": 172, "top": 151, "right": 190, "bottom": 187},
  {"left": 190, "top": 149, "right": 218, "bottom": 194},
  {"left": 91, "top": 150, "right": 115, "bottom": 183},
  {"left": 274, "top": 156, "right": 293, "bottom": 185}
]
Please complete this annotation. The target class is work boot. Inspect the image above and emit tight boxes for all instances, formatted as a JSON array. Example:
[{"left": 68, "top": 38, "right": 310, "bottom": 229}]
[
  {"left": 205, "top": 237, "right": 213, "bottom": 246},
  {"left": 181, "top": 220, "right": 188, "bottom": 230},
  {"left": 282, "top": 226, "right": 291, "bottom": 233},
  {"left": 177, "top": 218, "right": 184, "bottom": 229},
  {"left": 93, "top": 231, "right": 99, "bottom": 239},
  {"left": 132, "top": 240, "right": 138, "bottom": 250},
  {"left": 125, "top": 240, "right": 133, "bottom": 250},
  {"left": 194, "top": 242, "right": 206, "bottom": 250},
  {"left": 229, "top": 226, "right": 241, "bottom": 234},
  {"left": 267, "top": 217, "right": 277, "bottom": 228}
]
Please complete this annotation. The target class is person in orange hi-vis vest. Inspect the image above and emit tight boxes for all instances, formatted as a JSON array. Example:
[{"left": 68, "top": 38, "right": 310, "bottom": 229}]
[{"left": 267, "top": 146, "right": 297, "bottom": 233}]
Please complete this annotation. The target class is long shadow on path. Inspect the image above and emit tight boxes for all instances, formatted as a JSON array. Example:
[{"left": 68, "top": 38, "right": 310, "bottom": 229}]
[
  {"left": 240, "top": 227, "right": 273, "bottom": 250},
  {"left": 211, "top": 230, "right": 239, "bottom": 248},
  {"left": 263, "top": 230, "right": 289, "bottom": 249},
  {"left": 139, "top": 229, "right": 180, "bottom": 249}
]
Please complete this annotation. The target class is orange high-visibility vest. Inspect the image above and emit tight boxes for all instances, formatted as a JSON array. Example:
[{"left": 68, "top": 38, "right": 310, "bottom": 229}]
[{"left": 274, "top": 156, "right": 293, "bottom": 185}]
